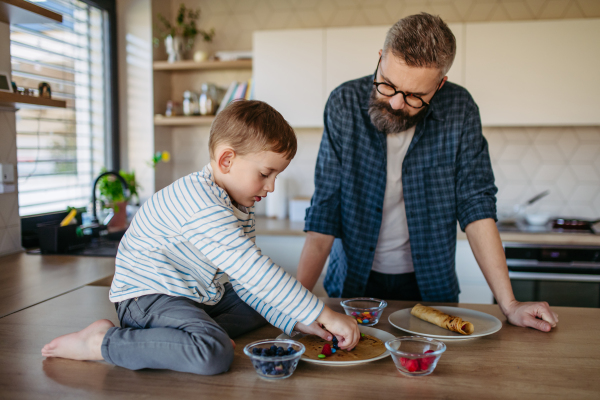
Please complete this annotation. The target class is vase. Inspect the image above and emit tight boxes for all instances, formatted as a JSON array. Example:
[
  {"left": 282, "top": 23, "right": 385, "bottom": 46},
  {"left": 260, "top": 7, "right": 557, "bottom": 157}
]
[{"left": 165, "top": 35, "right": 184, "bottom": 63}]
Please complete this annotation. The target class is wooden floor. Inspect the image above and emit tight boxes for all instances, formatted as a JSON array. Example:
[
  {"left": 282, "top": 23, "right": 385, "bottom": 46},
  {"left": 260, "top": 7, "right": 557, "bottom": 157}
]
[{"left": 1, "top": 286, "right": 599, "bottom": 399}]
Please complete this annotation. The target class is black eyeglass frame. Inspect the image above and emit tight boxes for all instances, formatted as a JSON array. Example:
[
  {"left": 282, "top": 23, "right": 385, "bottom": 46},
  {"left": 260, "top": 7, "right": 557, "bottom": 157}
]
[{"left": 373, "top": 56, "right": 443, "bottom": 109}]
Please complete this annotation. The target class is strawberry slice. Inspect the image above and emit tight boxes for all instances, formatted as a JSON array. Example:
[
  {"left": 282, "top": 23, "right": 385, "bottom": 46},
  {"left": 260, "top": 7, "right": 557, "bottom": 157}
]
[
  {"left": 406, "top": 359, "right": 420, "bottom": 372},
  {"left": 322, "top": 343, "right": 332, "bottom": 356}
]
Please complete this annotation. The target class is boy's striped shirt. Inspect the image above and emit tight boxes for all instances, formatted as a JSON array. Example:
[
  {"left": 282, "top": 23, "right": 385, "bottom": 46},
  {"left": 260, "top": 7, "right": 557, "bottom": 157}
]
[{"left": 109, "top": 164, "right": 324, "bottom": 334}]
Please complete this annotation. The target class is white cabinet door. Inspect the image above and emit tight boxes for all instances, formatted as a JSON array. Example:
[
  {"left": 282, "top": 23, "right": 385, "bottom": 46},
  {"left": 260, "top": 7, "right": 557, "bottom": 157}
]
[
  {"left": 325, "top": 24, "right": 465, "bottom": 104},
  {"left": 455, "top": 240, "right": 494, "bottom": 304},
  {"left": 253, "top": 29, "right": 325, "bottom": 128},
  {"left": 465, "top": 19, "right": 600, "bottom": 126},
  {"left": 254, "top": 235, "right": 328, "bottom": 298}
]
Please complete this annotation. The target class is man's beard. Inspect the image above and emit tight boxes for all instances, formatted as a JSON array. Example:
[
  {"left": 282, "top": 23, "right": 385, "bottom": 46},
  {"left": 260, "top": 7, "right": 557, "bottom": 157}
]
[{"left": 368, "top": 88, "right": 428, "bottom": 134}]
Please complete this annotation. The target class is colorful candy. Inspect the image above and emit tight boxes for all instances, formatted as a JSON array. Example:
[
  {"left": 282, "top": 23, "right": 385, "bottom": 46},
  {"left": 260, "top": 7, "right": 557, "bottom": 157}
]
[
  {"left": 352, "top": 310, "right": 379, "bottom": 324},
  {"left": 318, "top": 354, "right": 326, "bottom": 359}
]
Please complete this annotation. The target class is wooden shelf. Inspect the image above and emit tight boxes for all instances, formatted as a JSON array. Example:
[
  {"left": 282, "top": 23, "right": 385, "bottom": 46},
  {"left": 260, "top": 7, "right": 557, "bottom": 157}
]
[
  {"left": 0, "top": 91, "right": 66, "bottom": 108},
  {"left": 0, "top": 0, "right": 62, "bottom": 24},
  {"left": 154, "top": 115, "right": 215, "bottom": 126},
  {"left": 153, "top": 59, "right": 252, "bottom": 72}
]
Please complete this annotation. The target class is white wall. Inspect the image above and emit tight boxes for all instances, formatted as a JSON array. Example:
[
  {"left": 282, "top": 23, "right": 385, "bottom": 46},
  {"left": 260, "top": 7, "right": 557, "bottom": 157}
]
[
  {"left": 117, "top": 0, "right": 155, "bottom": 202},
  {"left": 0, "top": 21, "right": 22, "bottom": 256}
]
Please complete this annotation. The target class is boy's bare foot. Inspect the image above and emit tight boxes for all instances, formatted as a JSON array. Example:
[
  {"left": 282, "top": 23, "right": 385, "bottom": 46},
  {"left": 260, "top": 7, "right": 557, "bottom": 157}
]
[
  {"left": 41, "top": 319, "right": 114, "bottom": 361},
  {"left": 231, "top": 339, "right": 236, "bottom": 349}
]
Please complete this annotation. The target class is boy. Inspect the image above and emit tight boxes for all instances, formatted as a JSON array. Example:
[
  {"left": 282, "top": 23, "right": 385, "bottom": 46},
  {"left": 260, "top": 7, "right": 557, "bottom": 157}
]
[{"left": 42, "top": 100, "right": 359, "bottom": 375}]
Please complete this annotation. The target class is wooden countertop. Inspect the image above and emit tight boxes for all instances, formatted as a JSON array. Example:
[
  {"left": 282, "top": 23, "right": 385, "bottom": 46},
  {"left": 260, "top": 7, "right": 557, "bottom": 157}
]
[
  {"left": 255, "top": 217, "right": 600, "bottom": 245},
  {"left": 0, "top": 252, "right": 115, "bottom": 318},
  {"left": 1, "top": 286, "right": 598, "bottom": 399}
]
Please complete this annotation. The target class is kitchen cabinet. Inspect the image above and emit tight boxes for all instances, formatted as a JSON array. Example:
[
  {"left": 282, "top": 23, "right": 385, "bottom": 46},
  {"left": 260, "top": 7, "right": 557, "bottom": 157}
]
[
  {"left": 253, "top": 29, "right": 325, "bottom": 128},
  {"left": 254, "top": 24, "right": 464, "bottom": 129},
  {"left": 455, "top": 240, "right": 494, "bottom": 304},
  {"left": 255, "top": 235, "right": 328, "bottom": 297},
  {"left": 465, "top": 19, "right": 600, "bottom": 126},
  {"left": 325, "top": 24, "right": 464, "bottom": 99}
]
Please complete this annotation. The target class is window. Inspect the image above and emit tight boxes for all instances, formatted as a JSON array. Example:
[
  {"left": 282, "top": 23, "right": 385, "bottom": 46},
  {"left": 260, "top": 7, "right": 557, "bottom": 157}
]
[{"left": 10, "top": 0, "right": 115, "bottom": 216}]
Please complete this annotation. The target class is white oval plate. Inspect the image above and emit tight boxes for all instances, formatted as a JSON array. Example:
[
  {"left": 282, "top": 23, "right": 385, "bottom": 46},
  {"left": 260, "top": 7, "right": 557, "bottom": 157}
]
[
  {"left": 388, "top": 306, "right": 502, "bottom": 340},
  {"left": 276, "top": 325, "right": 395, "bottom": 366}
]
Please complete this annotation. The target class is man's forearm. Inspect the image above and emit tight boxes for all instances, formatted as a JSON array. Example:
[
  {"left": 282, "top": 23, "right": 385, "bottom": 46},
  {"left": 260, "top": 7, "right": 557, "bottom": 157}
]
[
  {"left": 464, "top": 218, "right": 516, "bottom": 313},
  {"left": 296, "top": 231, "right": 335, "bottom": 291}
]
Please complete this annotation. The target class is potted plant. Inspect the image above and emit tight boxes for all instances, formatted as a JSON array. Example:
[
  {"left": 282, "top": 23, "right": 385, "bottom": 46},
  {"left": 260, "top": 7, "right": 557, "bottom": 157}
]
[
  {"left": 97, "top": 169, "right": 140, "bottom": 230},
  {"left": 154, "top": 3, "right": 215, "bottom": 62}
]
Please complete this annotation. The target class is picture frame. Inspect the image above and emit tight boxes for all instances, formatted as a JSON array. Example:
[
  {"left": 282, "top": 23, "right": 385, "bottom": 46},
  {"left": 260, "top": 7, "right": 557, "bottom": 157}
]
[{"left": 0, "top": 70, "right": 13, "bottom": 93}]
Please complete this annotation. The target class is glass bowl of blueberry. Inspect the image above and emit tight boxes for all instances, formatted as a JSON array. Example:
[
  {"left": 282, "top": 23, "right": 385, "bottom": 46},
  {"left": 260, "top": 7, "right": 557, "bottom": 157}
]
[
  {"left": 340, "top": 297, "right": 388, "bottom": 326},
  {"left": 243, "top": 339, "right": 305, "bottom": 380}
]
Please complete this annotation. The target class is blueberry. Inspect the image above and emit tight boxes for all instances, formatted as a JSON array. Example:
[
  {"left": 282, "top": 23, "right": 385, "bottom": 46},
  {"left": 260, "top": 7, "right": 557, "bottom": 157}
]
[
  {"left": 253, "top": 347, "right": 261, "bottom": 355},
  {"left": 261, "top": 348, "right": 268, "bottom": 356},
  {"left": 332, "top": 336, "right": 338, "bottom": 343},
  {"left": 270, "top": 345, "right": 277, "bottom": 352}
]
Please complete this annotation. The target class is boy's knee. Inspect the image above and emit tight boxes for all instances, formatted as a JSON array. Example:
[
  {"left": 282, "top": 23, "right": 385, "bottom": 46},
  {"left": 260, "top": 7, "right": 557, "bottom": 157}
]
[{"left": 188, "top": 331, "right": 234, "bottom": 375}]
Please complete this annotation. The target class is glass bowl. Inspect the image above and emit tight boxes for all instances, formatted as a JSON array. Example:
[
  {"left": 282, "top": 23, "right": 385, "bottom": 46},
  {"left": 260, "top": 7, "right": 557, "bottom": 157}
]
[
  {"left": 385, "top": 336, "right": 446, "bottom": 377},
  {"left": 243, "top": 339, "right": 305, "bottom": 380},
  {"left": 340, "top": 298, "right": 387, "bottom": 326}
]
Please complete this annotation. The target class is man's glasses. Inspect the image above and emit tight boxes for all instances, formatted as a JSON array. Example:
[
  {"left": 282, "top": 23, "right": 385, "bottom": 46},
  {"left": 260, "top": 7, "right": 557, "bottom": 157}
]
[{"left": 373, "top": 56, "right": 442, "bottom": 109}]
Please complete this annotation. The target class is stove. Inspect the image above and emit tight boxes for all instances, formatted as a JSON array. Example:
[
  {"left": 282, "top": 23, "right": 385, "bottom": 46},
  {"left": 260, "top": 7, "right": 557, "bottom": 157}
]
[{"left": 497, "top": 219, "right": 600, "bottom": 234}]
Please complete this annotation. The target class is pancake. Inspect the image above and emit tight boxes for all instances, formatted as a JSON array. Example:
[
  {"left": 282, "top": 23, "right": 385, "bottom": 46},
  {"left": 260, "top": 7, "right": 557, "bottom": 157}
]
[{"left": 298, "top": 334, "right": 386, "bottom": 361}]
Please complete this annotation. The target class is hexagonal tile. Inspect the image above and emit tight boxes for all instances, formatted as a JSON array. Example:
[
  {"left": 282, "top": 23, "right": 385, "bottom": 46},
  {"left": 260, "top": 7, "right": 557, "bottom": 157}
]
[
  {"left": 534, "top": 142, "right": 565, "bottom": 162},
  {"left": 430, "top": 3, "right": 462, "bottom": 22},
  {"left": 499, "top": 143, "right": 529, "bottom": 162},
  {"left": 569, "top": 164, "right": 599, "bottom": 182},
  {"left": 556, "top": 129, "right": 579, "bottom": 158},
  {"left": 317, "top": 1, "right": 337, "bottom": 24},
  {"left": 291, "top": 0, "right": 321, "bottom": 9},
  {"left": 502, "top": 128, "right": 531, "bottom": 143},
  {"left": 563, "top": 1, "right": 585, "bottom": 18},
  {"left": 489, "top": 4, "right": 511, "bottom": 21},
  {"left": 503, "top": 1, "right": 535, "bottom": 19},
  {"left": 329, "top": 8, "right": 357, "bottom": 26},
  {"left": 384, "top": 0, "right": 406, "bottom": 20},
  {"left": 555, "top": 168, "right": 578, "bottom": 198},
  {"left": 577, "top": 0, "right": 600, "bottom": 17},
  {"left": 561, "top": 203, "right": 596, "bottom": 219},
  {"left": 570, "top": 143, "right": 600, "bottom": 162},
  {"left": 362, "top": 6, "right": 393, "bottom": 25},
  {"left": 533, "top": 163, "right": 566, "bottom": 181},
  {"left": 574, "top": 126, "right": 600, "bottom": 142},
  {"left": 592, "top": 192, "right": 600, "bottom": 215},
  {"left": 498, "top": 162, "right": 528, "bottom": 181},
  {"left": 540, "top": 0, "right": 571, "bottom": 19},
  {"left": 497, "top": 182, "right": 529, "bottom": 202},
  {"left": 297, "top": 10, "right": 323, "bottom": 28},
  {"left": 568, "top": 184, "right": 600, "bottom": 203},
  {"left": 520, "top": 148, "right": 542, "bottom": 179}
]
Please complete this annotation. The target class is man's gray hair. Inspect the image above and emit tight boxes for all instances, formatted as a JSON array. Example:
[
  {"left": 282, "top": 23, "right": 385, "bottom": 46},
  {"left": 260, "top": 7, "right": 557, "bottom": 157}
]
[{"left": 383, "top": 13, "right": 456, "bottom": 77}]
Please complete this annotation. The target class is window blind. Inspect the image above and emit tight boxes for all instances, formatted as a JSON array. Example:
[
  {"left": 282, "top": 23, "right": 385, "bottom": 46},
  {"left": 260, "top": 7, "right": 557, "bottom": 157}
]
[{"left": 11, "top": 0, "right": 110, "bottom": 216}]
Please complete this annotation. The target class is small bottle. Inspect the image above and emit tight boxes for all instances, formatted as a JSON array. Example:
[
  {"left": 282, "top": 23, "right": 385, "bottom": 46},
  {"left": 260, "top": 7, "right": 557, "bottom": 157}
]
[{"left": 182, "top": 91, "right": 199, "bottom": 116}]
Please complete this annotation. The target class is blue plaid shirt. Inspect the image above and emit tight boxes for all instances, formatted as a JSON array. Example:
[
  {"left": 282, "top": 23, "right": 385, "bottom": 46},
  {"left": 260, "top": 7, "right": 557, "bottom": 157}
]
[{"left": 304, "top": 75, "right": 497, "bottom": 302}]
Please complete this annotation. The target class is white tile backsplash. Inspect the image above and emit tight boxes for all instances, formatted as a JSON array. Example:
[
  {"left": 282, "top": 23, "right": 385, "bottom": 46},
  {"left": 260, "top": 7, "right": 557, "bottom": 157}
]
[{"left": 484, "top": 126, "right": 600, "bottom": 219}]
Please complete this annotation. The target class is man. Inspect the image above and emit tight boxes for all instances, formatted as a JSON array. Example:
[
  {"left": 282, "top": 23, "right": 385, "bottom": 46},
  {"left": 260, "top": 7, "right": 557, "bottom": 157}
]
[{"left": 296, "top": 13, "right": 558, "bottom": 332}]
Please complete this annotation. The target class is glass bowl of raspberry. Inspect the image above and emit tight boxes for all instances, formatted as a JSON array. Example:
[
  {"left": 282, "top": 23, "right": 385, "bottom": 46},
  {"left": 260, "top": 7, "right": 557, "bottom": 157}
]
[
  {"left": 385, "top": 336, "right": 446, "bottom": 376},
  {"left": 243, "top": 339, "right": 305, "bottom": 380},
  {"left": 340, "top": 297, "right": 388, "bottom": 326}
]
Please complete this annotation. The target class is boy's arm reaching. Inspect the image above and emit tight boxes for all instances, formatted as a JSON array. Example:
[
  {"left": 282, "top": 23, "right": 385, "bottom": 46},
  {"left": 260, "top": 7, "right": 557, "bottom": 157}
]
[{"left": 182, "top": 205, "right": 324, "bottom": 326}]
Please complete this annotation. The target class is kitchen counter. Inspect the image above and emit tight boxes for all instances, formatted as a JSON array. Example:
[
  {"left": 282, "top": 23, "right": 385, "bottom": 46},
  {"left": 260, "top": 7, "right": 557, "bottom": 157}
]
[
  {"left": 255, "top": 217, "right": 600, "bottom": 245},
  {"left": 0, "top": 252, "right": 115, "bottom": 318},
  {"left": 0, "top": 286, "right": 598, "bottom": 399}
]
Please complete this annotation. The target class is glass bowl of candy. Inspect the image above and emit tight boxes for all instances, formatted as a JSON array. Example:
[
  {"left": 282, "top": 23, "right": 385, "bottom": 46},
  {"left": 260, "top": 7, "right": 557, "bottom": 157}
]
[
  {"left": 340, "top": 297, "right": 388, "bottom": 326},
  {"left": 385, "top": 336, "right": 446, "bottom": 377},
  {"left": 243, "top": 339, "right": 305, "bottom": 380}
]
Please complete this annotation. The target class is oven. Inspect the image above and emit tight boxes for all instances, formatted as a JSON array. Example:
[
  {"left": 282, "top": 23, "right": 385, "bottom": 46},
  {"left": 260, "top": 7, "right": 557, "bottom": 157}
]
[{"left": 504, "top": 243, "right": 600, "bottom": 308}]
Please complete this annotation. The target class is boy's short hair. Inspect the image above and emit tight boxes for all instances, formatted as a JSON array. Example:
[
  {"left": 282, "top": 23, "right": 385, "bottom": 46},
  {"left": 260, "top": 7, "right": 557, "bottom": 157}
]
[{"left": 209, "top": 100, "right": 297, "bottom": 160}]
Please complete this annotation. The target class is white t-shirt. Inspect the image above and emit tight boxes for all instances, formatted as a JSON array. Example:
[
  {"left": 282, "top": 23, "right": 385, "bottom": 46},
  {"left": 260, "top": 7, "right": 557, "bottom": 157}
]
[{"left": 371, "top": 126, "right": 416, "bottom": 275}]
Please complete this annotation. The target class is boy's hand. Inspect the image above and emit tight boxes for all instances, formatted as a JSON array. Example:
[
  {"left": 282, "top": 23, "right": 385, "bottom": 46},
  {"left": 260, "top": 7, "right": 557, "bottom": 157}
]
[
  {"left": 294, "top": 321, "right": 333, "bottom": 341},
  {"left": 315, "top": 306, "right": 360, "bottom": 350}
]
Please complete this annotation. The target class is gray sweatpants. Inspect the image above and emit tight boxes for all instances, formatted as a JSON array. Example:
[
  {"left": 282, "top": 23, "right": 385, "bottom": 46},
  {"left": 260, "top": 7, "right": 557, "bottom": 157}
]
[{"left": 101, "top": 282, "right": 267, "bottom": 375}]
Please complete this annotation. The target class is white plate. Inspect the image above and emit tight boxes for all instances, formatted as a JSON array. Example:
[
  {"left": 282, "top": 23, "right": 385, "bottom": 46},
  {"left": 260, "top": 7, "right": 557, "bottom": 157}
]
[
  {"left": 388, "top": 306, "right": 502, "bottom": 340},
  {"left": 276, "top": 326, "right": 395, "bottom": 366}
]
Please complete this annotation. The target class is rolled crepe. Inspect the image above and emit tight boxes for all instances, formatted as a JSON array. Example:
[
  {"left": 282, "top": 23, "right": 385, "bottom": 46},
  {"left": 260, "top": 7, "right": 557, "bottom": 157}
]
[{"left": 411, "top": 304, "right": 475, "bottom": 335}]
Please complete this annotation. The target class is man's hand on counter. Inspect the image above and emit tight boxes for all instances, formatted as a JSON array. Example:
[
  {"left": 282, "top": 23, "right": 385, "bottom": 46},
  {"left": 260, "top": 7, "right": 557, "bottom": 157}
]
[{"left": 502, "top": 300, "right": 559, "bottom": 332}]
